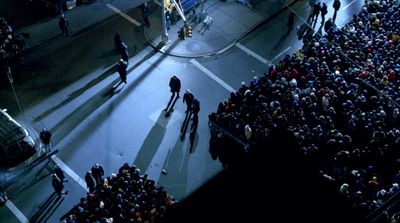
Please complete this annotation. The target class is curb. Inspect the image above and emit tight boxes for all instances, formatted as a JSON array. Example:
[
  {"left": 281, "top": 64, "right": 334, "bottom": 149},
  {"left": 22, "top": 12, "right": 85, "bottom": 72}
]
[{"left": 144, "top": 0, "right": 299, "bottom": 58}]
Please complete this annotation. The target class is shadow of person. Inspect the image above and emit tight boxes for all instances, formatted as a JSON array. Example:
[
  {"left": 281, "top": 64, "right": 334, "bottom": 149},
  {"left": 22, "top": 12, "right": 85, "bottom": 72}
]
[
  {"left": 29, "top": 192, "right": 62, "bottom": 223},
  {"left": 157, "top": 136, "right": 189, "bottom": 200},
  {"left": 133, "top": 111, "right": 170, "bottom": 172},
  {"left": 34, "top": 66, "right": 117, "bottom": 122},
  {"left": 189, "top": 120, "right": 199, "bottom": 153}
]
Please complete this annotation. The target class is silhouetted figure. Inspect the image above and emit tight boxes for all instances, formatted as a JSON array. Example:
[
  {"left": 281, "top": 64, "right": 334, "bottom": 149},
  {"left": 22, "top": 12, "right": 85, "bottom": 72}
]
[
  {"left": 39, "top": 128, "right": 52, "bottom": 155},
  {"left": 164, "top": 74, "right": 181, "bottom": 117},
  {"left": 287, "top": 12, "right": 296, "bottom": 33},
  {"left": 320, "top": 3, "right": 328, "bottom": 25},
  {"left": 58, "top": 15, "right": 69, "bottom": 36},
  {"left": 115, "top": 59, "right": 128, "bottom": 88},
  {"left": 54, "top": 165, "right": 67, "bottom": 183},
  {"left": 332, "top": 0, "right": 341, "bottom": 21},
  {"left": 52, "top": 174, "right": 68, "bottom": 196},
  {"left": 310, "top": 2, "right": 321, "bottom": 26},
  {"left": 181, "top": 89, "right": 195, "bottom": 134},
  {"left": 191, "top": 98, "right": 200, "bottom": 116},
  {"left": 141, "top": 3, "right": 150, "bottom": 28},
  {"left": 85, "top": 171, "right": 95, "bottom": 192},
  {"left": 183, "top": 89, "right": 194, "bottom": 113},
  {"left": 91, "top": 163, "right": 104, "bottom": 185}
]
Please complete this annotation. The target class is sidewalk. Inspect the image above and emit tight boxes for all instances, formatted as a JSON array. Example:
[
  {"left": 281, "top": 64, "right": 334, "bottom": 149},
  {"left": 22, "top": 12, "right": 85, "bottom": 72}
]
[
  {"left": 15, "top": 0, "right": 297, "bottom": 61},
  {"left": 144, "top": 0, "right": 298, "bottom": 57}
]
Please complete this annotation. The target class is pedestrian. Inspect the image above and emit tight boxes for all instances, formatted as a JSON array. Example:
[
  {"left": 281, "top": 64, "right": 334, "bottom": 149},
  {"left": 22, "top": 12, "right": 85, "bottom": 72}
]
[
  {"left": 115, "top": 59, "right": 128, "bottom": 88},
  {"left": 141, "top": 3, "right": 150, "bottom": 28},
  {"left": 85, "top": 171, "right": 96, "bottom": 192},
  {"left": 39, "top": 128, "right": 52, "bottom": 155},
  {"left": 332, "top": 0, "right": 341, "bottom": 21},
  {"left": 191, "top": 98, "right": 200, "bottom": 116},
  {"left": 320, "top": 3, "right": 328, "bottom": 25},
  {"left": 54, "top": 165, "right": 68, "bottom": 183},
  {"left": 324, "top": 18, "right": 334, "bottom": 33},
  {"left": 310, "top": 2, "right": 321, "bottom": 25},
  {"left": 287, "top": 12, "right": 295, "bottom": 33},
  {"left": 120, "top": 42, "right": 129, "bottom": 62},
  {"left": 58, "top": 14, "right": 69, "bottom": 36},
  {"left": 183, "top": 89, "right": 194, "bottom": 113},
  {"left": 91, "top": 163, "right": 104, "bottom": 185},
  {"left": 165, "top": 10, "right": 172, "bottom": 30},
  {"left": 52, "top": 174, "right": 68, "bottom": 196},
  {"left": 164, "top": 74, "right": 181, "bottom": 114}
]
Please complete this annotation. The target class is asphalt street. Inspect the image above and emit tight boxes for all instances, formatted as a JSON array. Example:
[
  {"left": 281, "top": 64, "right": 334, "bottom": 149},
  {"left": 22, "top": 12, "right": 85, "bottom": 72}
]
[{"left": 0, "top": 0, "right": 364, "bottom": 222}]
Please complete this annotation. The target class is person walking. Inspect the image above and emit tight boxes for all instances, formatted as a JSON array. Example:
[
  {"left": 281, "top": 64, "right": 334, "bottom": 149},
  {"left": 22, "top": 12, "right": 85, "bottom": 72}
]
[
  {"left": 52, "top": 174, "right": 68, "bottom": 196},
  {"left": 39, "top": 128, "right": 52, "bottom": 155},
  {"left": 91, "top": 163, "right": 104, "bottom": 185},
  {"left": 191, "top": 98, "right": 200, "bottom": 117},
  {"left": 287, "top": 12, "right": 296, "bottom": 33},
  {"left": 183, "top": 89, "right": 194, "bottom": 113},
  {"left": 181, "top": 89, "right": 194, "bottom": 133},
  {"left": 164, "top": 74, "right": 181, "bottom": 116},
  {"left": 85, "top": 170, "right": 96, "bottom": 192},
  {"left": 141, "top": 3, "right": 151, "bottom": 28},
  {"left": 311, "top": 2, "right": 321, "bottom": 26},
  {"left": 320, "top": 3, "right": 328, "bottom": 25},
  {"left": 58, "top": 14, "right": 69, "bottom": 36},
  {"left": 54, "top": 165, "right": 68, "bottom": 183},
  {"left": 332, "top": 0, "right": 341, "bottom": 21},
  {"left": 115, "top": 59, "right": 128, "bottom": 88}
]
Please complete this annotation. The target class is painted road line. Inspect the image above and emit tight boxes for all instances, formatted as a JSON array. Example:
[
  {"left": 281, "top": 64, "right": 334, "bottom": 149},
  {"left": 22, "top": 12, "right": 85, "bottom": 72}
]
[
  {"left": 190, "top": 59, "right": 235, "bottom": 93},
  {"left": 235, "top": 43, "right": 271, "bottom": 65},
  {"left": 1, "top": 196, "right": 30, "bottom": 223},
  {"left": 106, "top": 4, "right": 142, "bottom": 27},
  {"left": 51, "top": 155, "right": 88, "bottom": 192},
  {"left": 153, "top": 0, "right": 162, "bottom": 7},
  {"left": 341, "top": 0, "right": 357, "bottom": 11},
  {"left": 270, "top": 47, "right": 291, "bottom": 62}
]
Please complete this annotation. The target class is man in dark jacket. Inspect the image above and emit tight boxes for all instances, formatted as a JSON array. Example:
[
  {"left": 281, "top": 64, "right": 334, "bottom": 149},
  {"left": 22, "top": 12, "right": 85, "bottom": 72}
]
[
  {"left": 58, "top": 15, "right": 69, "bottom": 36},
  {"left": 85, "top": 171, "right": 96, "bottom": 192},
  {"left": 115, "top": 59, "right": 128, "bottom": 88},
  {"left": 320, "top": 3, "right": 328, "bottom": 25},
  {"left": 52, "top": 174, "right": 68, "bottom": 196},
  {"left": 332, "top": 0, "right": 341, "bottom": 21},
  {"left": 40, "top": 128, "right": 52, "bottom": 155},
  {"left": 165, "top": 75, "right": 181, "bottom": 115},
  {"left": 91, "top": 163, "right": 104, "bottom": 185},
  {"left": 183, "top": 89, "right": 194, "bottom": 113}
]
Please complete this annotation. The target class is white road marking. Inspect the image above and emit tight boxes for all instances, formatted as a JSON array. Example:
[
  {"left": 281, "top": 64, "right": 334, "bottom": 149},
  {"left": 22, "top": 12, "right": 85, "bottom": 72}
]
[
  {"left": 0, "top": 196, "right": 30, "bottom": 223},
  {"left": 341, "top": 0, "right": 357, "bottom": 11},
  {"left": 235, "top": 43, "right": 271, "bottom": 65},
  {"left": 190, "top": 59, "right": 235, "bottom": 92},
  {"left": 153, "top": 0, "right": 162, "bottom": 7},
  {"left": 270, "top": 47, "right": 291, "bottom": 62},
  {"left": 106, "top": 4, "right": 142, "bottom": 27},
  {"left": 51, "top": 155, "right": 88, "bottom": 192},
  {"left": 149, "top": 108, "right": 183, "bottom": 128}
]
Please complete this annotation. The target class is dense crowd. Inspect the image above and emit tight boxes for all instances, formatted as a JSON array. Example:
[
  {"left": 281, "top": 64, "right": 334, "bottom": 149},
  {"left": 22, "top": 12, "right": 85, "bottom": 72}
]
[
  {"left": 61, "top": 163, "right": 177, "bottom": 223},
  {"left": 210, "top": 0, "right": 400, "bottom": 221},
  {"left": 0, "top": 17, "right": 26, "bottom": 74}
]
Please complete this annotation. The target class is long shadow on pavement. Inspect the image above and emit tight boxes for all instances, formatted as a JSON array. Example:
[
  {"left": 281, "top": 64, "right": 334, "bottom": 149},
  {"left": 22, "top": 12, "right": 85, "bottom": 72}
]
[
  {"left": 157, "top": 134, "right": 190, "bottom": 200},
  {"left": 133, "top": 112, "right": 169, "bottom": 172},
  {"left": 54, "top": 39, "right": 180, "bottom": 158}
]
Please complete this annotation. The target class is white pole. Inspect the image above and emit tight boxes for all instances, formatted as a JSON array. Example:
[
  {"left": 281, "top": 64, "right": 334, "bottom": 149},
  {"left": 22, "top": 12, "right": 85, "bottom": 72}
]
[{"left": 161, "top": 0, "right": 170, "bottom": 44}]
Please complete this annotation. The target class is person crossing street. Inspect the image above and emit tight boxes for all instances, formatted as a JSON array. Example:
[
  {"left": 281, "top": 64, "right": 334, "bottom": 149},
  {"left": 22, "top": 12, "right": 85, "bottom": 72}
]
[{"left": 164, "top": 74, "right": 181, "bottom": 117}]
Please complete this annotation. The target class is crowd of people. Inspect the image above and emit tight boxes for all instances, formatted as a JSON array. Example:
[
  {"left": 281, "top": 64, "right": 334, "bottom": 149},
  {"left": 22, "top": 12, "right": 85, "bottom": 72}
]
[
  {"left": 0, "top": 17, "right": 26, "bottom": 75},
  {"left": 61, "top": 163, "right": 177, "bottom": 223},
  {"left": 210, "top": 0, "right": 400, "bottom": 221}
]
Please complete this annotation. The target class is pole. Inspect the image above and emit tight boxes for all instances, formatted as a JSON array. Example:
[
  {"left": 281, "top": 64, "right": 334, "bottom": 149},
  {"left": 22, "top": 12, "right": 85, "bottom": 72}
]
[{"left": 161, "top": 0, "right": 170, "bottom": 45}]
